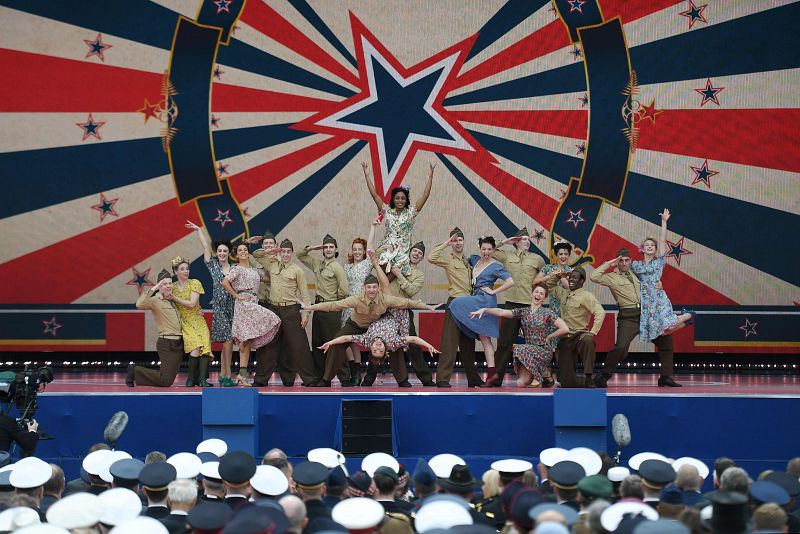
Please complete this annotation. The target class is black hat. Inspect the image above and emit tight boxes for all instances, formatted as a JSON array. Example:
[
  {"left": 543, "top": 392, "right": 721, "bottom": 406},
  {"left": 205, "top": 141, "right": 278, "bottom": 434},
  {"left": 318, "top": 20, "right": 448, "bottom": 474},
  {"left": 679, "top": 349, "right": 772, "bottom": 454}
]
[
  {"left": 157, "top": 269, "right": 172, "bottom": 282},
  {"left": 659, "top": 484, "right": 685, "bottom": 505},
  {"left": 327, "top": 465, "right": 348, "bottom": 488},
  {"left": 109, "top": 458, "right": 145, "bottom": 485},
  {"left": 218, "top": 451, "right": 257, "bottom": 484},
  {"left": 411, "top": 241, "right": 426, "bottom": 255},
  {"left": 322, "top": 234, "right": 337, "bottom": 247},
  {"left": 515, "top": 227, "right": 530, "bottom": 238},
  {"left": 549, "top": 460, "right": 585, "bottom": 490},
  {"left": 412, "top": 458, "right": 436, "bottom": 486},
  {"left": 197, "top": 451, "right": 219, "bottom": 464},
  {"left": 750, "top": 480, "right": 789, "bottom": 506},
  {"left": 438, "top": 464, "right": 480, "bottom": 494},
  {"left": 764, "top": 471, "right": 800, "bottom": 497},
  {"left": 305, "top": 518, "right": 348, "bottom": 534},
  {"left": 638, "top": 459, "right": 676, "bottom": 489},
  {"left": 363, "top": 274, "right": 379, "bottom": 286},
  {"left": 618, "top": 247, "right": 632, "bottom": 258},
  {"left": 139, "top": 461, "right": 177, "bottom": 490},
  {"left": 280, "top": 238, "right": 293, "bottom": 250},
  {"left": 222, "top": 504, "right": 289, "bottom": 534},
  {"left": 702, "top": 491, "right": 751, "bottom": 534},
  {"left": 450, "top": 227, "right": 464, "bottom": 238},
  {"left": 188, "top": 500, "right": 233, "bottom": 530},
  {"left": 553, "top": 241, "right": 573, "bottom": 253},
  {"left": 293, "top": 461, "right": 329, "bottom": 489},
  {"left": 509, "top": 489, "right": 543, "bottom": 529},
  {"left": 501, "top": 480, "right": 525, "bottom": 514},
  {"left": 348, "top": 470, "right": 372, "bottom": 494},
  {"left": 262, "top": 230, "right": 275, "bottom": 241}
]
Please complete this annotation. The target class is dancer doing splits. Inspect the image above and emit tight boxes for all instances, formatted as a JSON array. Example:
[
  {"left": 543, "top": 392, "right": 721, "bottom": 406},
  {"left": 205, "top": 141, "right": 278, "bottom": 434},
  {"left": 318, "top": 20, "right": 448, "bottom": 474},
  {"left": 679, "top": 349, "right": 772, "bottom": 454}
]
[{"left": 170, "top": 256, "right": 213, "bottom": 387}]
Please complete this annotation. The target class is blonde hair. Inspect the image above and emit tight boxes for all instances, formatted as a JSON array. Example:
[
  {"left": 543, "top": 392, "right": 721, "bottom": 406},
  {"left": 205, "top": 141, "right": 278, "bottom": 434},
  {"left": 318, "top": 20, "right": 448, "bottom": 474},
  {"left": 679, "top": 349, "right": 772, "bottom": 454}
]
[
  {"left": 481, "top": 469, "right": 501, "bottom": 499},
  {"left": 641, "top": 236, "right": 658, "bottom": 248},
  {"left": 171, "top": 256, "right": 189, "bottom": 273}
]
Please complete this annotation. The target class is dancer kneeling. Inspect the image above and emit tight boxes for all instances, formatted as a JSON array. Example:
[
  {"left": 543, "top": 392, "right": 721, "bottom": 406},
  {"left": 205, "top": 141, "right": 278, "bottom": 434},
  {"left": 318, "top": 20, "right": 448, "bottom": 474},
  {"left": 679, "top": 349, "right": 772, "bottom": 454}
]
[{"left": 471, "top": 284, "right": 568, "bottom": 388}]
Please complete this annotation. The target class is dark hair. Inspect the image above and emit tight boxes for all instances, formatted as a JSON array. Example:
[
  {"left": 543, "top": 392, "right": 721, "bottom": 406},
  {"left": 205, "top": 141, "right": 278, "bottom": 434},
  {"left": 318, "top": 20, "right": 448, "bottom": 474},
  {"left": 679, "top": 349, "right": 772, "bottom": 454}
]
[
  {"left": 389, "top": 187, "right": 411, "bottom": 209},
  {"left": 234, "top": 242, "right": 249, "bottom": 254},
  {"left": 373, "top": 472, "right": 397, "bottom": 493},
  {"left": 478, "top": 236, "right": 496, "bottom": 248},
  {"left": 532, "top": 283, "right": 549, "bottom": 296},
  {"left": 212, "top": 239, "right": 232, "bottom": 254},
  {"left": 553, "top": 241, "right": 573, "bottom": 254}
]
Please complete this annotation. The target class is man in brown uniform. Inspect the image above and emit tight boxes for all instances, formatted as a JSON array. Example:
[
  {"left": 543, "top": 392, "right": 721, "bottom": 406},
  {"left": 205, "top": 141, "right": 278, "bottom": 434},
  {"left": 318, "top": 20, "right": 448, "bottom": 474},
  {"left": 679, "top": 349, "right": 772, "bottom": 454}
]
[
  {"left": 297, "top": 234, "right": 350, "bottom": 385},
  {"left": 428, "top": 227, "right": 484, "bottom": 388},
  {"left": 489, "top": 227, "right": 546, "bottom": 387},
  {"left": 589, "top": 248, "right": 681, "bottom": 388},
  {"left": 252, "top": 239, "right": 316, "bottom": 387},
  {"left": 549, "top": 267, "right": 605, "bottom": 388},
  {"left": 303, "top": 275, "right": 434, "bottom": 387},
  {"left": 126, "top": 270, "right": 184, "bottom": 387},
  {"left": 389, "top": 241, "right": 435, "bottom": 387}
]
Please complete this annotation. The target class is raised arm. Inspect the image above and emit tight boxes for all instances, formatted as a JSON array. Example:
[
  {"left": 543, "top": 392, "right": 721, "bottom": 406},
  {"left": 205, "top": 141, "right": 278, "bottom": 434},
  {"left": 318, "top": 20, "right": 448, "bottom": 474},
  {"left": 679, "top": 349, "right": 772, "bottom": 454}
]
[
  {"left": 658, "top": 209, "right": 670, "bottom": 257},
  {"left": 186, "top": 221, "right": 211, "bottom": 263},
  {"left": 362, "top": 162, "right": 383, "bottom": 211},
  {"left": 368, "top": 250, "right": 389, "bottom": 292},
  {"left": 367, "top": 215, "right": 379, "bottom": 251},
  {"left": 428, "top": 236, "right": 455, "bottom": 267},
  {"left": 414, "top": 161, "right": 436, "bottom": 212}
]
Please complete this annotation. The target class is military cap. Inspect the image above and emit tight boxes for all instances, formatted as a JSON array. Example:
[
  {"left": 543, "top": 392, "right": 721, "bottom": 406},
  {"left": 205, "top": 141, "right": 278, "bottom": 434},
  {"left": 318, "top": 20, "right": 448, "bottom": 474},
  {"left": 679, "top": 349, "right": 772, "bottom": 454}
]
[
  {"left": 529, "top": 503, "right": 580, "bottom": 526},
  {"left": 415, "top": 499, "right": 473, "bottom": 532},
  {"left": 218, "top": 451, "right": 257, "bottom": 484},
  {"left": 293, "top": 461, "right": 329, "bottom": 489},
  {"left": 0, "top": 507, "right": 40, "bottom": 531},
  {"left": 308, "top": 448, "right": 347, "bottom": 471},
  {"left": 411, "top": 241, "right": 426, "bottom": 255},
  {"left": 608, "top": 466, "right": 631, "bottom": 482},
  {"left": 108, "top": 516, "right": 169, "bottom": 534},
  {"left": 515, "top": 227, "right": 530, "bottom": 238},
  {"left": 569, "top": 447, "right": 603, "bottom": 476},
  {"left": 197, "top": 452, "right": 219, "bottom": 464},
  {"left": 428, "top": 453, "right": 465, "bottom": 478},
  {"left": 156, "top": 269, "right": 172, "bottom": 282},
  {"left": 633, "top": 519, "right": 690, "bottom": 534},
  {"left": 199, "top": 461, "right": 221, "bottom": 482},
  {"left": 196, "top": 438, "right": 228, "bottom": 458},
  {"left": 750, "top": 480, "right": 790, "bottom": 505},
  {"left": 187, "top": 501, "right": 232, "bottom": 531},
  {"left": 262, "top": 230, "right": 275, "bottom": 241},
  {"left": 599, "top": 501, "right": 658, "bottom": 531},
  {"left": 509, "top": 489, "right": 543, "bottom": 529},
  {"left": 109, "top": 458, "right": 144, "bottom": 485},
  {"left": 331, "top": 497, "right": 385, "bottom": 531},
  {"left": 548, "top": 460, "right": 585, "bottom": 489},
  {"left": 577, "top": 474, "right": 613, "bottom": 499},
  {"left": 449, "top": 227, "right": 464, "bottom": 238},
  {"left": 323, "top": 234, "right": 337, "bottom": 247},
  {"left": 138, "top": 461, "right": 177, "bottom": 490},
  {"left": 363, "top": 274, "right": 379, "bottom": 285},
  {"left": 617, "top": 248, "right": 631, "bottom": 258},
  {"left": 628, "top": 452, "right": 669, "bottom": 471},
  {"left": 533, "top": 523, "right": 570, "bottom": 534},
  {"left": 99, "top": 451, "right": 133, "bottom": 483},
  {"left": 251, "top": 465, "right": 289, "bottom": 496},
  {"left": 222, "top": 504, "right": 289, "bottom": 534},
  {"left": 638, "top": 459, "right": 676, "bottom": 489},
  {"left": 167, "top": 452, "right": 202, "bottom": 479},
  {"left": 501, "top": 480, "right": 525, "bottom": 511},
  {"left": 437, "top": 464, "right": 480, "bottom": 495},
  {"left": 765, "top": 471, "right": 800, "bottom": 497},
  {"left": 362, "top": 452, "right": 399, "bottom": 477},
  {"left": 304, "top": 518, "right": 349, "bottom": 533},
  {"left": 280, "top": 238, "right": 293, "bottom": 250},
  {"left": 659, "top": 483, "right": 685, "bottom": 505},
  {"left": 82, "top": 449, "right": 113, "bottom": 476},
  {"left": 538, "top": 447, "right": 568, "bottom": 468},
  {"left": 0, "top": 470, "right": 13, "bottom": 491},
  {"left": 412, "top": 458, "right": 436, "bottom": 486},
  {"left": 374, "top": 465, "right": 399, "bottom": 484},
  {"left": 671, "top": 457, "right": 709, "bottom": 479},
  {"left": 348, "top": 470, "right": 373, "bottom": 494},
  {"left": 98, "top": 488, "right": 142, "bottom": 526},
  {"left": 327, "top": 465, "right": 348, "bottom": 488},
  {"left": 702, "top": 491, "right": 751, "bottom": 534},
  {"left": 9, "top": 457, "right": 52, "bottom": 489},
  {"left": 46, "top": 492, "right": 103, "bottom": 529},
  {"left": 491, "top": 459, "right": 533, "bottom": 479}
]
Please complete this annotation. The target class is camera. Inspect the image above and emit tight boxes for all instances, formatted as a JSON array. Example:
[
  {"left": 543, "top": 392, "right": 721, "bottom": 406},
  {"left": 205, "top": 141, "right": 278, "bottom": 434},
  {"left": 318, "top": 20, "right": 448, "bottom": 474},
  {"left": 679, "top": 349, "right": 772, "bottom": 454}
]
[{"left": 0, "top": 366, "right": 54, "bottom": 424}]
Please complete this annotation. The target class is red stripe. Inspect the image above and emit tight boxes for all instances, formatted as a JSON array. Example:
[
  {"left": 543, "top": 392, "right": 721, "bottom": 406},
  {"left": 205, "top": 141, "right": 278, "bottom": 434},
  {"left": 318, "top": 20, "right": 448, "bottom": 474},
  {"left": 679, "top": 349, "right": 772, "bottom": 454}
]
[
  {"left": 239, "top": 2, "right": 359, "bottom": 87},
  {"left": 0, "top": 49, "right": 162, "bottom": 112},
  {"left": 637, "top": 109, "right": 800, "bottom": 173},
  {"left": 599, "top": 0, "right": 683, "bottom": 23},
  {"left": 212, "top": 83, "right": 339, "bottom": 112},
  {"left": 452, "top": 110, "right": 587, "bottom": 139}
]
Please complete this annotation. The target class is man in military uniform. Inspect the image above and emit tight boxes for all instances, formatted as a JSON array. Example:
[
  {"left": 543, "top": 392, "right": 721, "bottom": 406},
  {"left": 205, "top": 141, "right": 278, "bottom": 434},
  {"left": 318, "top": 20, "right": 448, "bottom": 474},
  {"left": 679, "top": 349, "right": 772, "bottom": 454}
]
[
  {"left": 548, "top": 460, "right": 586, "bottom": 511},
  {"left": 476, "top": 459, "right": 534, "bottom": 528},
  {"left": 219, "top": 451, "right": 256, "bottom": 510},
  {"left": 574, "top": 475, "right": 613, "bottom": 534},
  {"left": 252, "top": 239, "right": 316, "bottom": 387},
  {"left": 139, "top": 461, "right": 177, "bottom": 518},
  {"left": 373, "top": 466, "right": 413, "bottom": 517},
  {"left": 436, "top": 464, "right": 494, "bottom": 526},
  {"left": 293, "top": 461, "right": 332, "bottom": 521},
  {"left": 490, "top": 227, "right": 546, "bottom": 387},
  {"left": 590, "top": 248, "right": 681, "bottom": 388},
  {"left": 638, "top": 459, "right": 676, "bottom": 509},
  {"left": 428, "top": 227, "right": 483, "bottom": 388},
  {"left": 297, "top": 234, "right": 350, "bottom": 385}
]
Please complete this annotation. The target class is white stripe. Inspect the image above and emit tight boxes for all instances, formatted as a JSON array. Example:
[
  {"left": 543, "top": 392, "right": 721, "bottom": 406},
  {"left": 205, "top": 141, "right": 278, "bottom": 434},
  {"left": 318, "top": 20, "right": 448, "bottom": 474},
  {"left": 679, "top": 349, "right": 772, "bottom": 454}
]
[
  {"left": 148, "top": 0, "right": 203, "bottom": 19},
  {"left": 214, "top": 63, "right": 343, "bottom": 102},
  {"left": 462, "top": 121, "right": 584, "bottom": 157},
  {"left": 212, "top": 111, "right": 315, "bottom": 131},
  {"left": 447, "top": 92, "right": 588, "bottom": 112},
  {"left": 219, "top": 133, "right": 333, "bottom": 184},
  {"left": 0, "top": 6, "right": 168, "bottom": 74},
  {"left": 0, "top": 113, "right": 161, "bottom": 153}
]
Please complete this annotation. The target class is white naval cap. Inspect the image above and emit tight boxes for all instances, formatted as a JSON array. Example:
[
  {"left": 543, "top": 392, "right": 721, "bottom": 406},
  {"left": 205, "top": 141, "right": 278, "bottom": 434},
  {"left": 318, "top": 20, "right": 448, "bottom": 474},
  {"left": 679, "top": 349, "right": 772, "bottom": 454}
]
[
  {"left": 9, "top": 456, "right": 52, "bottom": 489},
  {"left": 15, "top": 525, "right": 69, "bottom": 534},
  {"left": 539, "top": 447, "right": 568, "bottom": 468},
  {"left": 427, "top": 453, "right": 465, "bottom": 478},
  {"left": 607, "top": 466, "right": 631, "bottom": 482},
  {"left": 671, "top": 457, "right": 710, "bottom": 479},
  {"left": 0, "top": 506, "right": 41, "bottom": 531},
  {"left": 82, "top": 449, "right": 113, "bottom": 476},
  {"left": 98, "top": 487, "right": 142, "bottom": 526},
  {"left": 167, "top": 452, "right": 203, "bottom": 479},
  {"left": 251, "top": 464, "right": 290, "bottom": 496},
  {"left": 199, "top": 461, "right": 221, "bottom": 481},
  {"left": 46, "top": 492, "right": 103, "bottom": 529},
  {"left": 628, "top": 452, "right": 669, "bottom": 471},
  {"left": 490, "top": 459, "right": 534, "bottom": 475},
  {"left": 415, "top": 500, "right": 473, "bottom": 532},
  {"left": 308, "top": 447, "right": 347, "bottom": 474},
  {"left": 109, "top": 516, "right": 169, "bottom": 534},
  {"left": 600, "top": 500, "right": 660, "bottom": 531},
  {"left": 331, "top": 497, "right": 385, "bottom": 530},
  {"left": 99, "top": 450, "right": 133, "bottom": 484},
  {"left": 569, "top": 447, "right": 603, "bottom": 476},
  {"left": 196, "top": 438, "right": 228, "bottom": 457},
  {"left": 361, "top": 452, "right": 399, "bottom": 477}
]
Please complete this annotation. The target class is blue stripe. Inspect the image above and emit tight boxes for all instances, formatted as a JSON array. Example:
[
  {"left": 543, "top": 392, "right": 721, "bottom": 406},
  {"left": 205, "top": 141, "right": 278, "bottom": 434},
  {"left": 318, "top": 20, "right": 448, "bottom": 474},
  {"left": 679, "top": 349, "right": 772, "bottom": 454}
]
[
  {"left": 469, "top": 130, "right": 800, "bottom": 287},
  {"left": 0, "top": 138, "right": 168, "bottom": 218},
  {"left": 212, "top": 125, "right": 315, "bottom": 160},
  {"left": 217, "top": 40, "right": 356, "bottom": 99},
  {"left": 466, "top": 0, "right": 550, "bottom": 61},
  {"left": 286, "top": 0, "right": 358, "bottom": 69},
  {"left": 0, "top": 313, "right": 106, "bottom": 340}
]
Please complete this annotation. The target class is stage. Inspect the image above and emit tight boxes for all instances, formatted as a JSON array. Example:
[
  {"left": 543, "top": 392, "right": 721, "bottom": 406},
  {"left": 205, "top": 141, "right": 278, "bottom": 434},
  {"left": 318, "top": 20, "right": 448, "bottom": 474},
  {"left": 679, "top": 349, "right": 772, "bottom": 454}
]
[{"left": 15, "top": 370, "right": 796, "bottom": 490}]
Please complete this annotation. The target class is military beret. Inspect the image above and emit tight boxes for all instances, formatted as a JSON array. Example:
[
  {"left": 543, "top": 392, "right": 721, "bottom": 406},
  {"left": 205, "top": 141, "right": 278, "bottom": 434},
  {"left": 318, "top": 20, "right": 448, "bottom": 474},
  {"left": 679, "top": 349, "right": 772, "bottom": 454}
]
[
  {"left": 262, "top": 230, "right": 275, "bottom": 241},
  {"left": 638, "top": 459, "right": 676, "bottom": 489},
  {"left": 188, "top": 501, "right": 232, "bottom": 531},
  {"left": 750, "top": 480, "right": 790, "bottom": 505},
  {"left": 138, "top": 461, "right": 177, "bottom": 490},
  {"left": 659, "top": 484, "right": 685, "bottom": 505},
  {"left": 374, "top": 465, "right": 399, "bottom": 483},
  {"left": 548, "top": 460, "right": 585, "bottom": 489},
  {"left": 617, "top": 248, "right": 631, "bottom": 258},
  {"left": 218, "top": 451, "right": 256, "bottom": 484},
  {"left": 109, "top": 458, "right": 144, "bottom": 485},
  {"left": 156, "top": 269, "right": 172, "bottom": 283},
  {"left": 293, "top": 461, "right": 329, "bottom": 489},
  {"left": 411, "top": 241, "right": 426, "bottom": 254},
  {"left": 578, "top": 474, "right": 613, "bottom": 499}
]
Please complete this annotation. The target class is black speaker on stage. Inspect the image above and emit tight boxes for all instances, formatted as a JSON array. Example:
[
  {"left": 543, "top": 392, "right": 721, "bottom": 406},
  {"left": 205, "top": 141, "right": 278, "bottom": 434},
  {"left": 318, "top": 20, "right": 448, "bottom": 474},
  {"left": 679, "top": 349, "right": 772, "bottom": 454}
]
[{"left": 341, "top": 400, "right": 393, "bottom": 455}]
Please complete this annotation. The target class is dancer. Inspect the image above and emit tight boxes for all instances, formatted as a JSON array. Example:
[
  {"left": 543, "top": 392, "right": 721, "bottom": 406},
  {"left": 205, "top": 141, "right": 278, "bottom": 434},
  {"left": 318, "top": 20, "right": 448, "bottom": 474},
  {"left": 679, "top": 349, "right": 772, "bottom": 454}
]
[
  {"left": 126, "top": 270, "right": 184, "bottom": 387},
  {"left": 170, "top": 256, "right": 213, "bottom": 387},
  {"left": 362, "top": 161, "right": 435, "bottom": 276},
  {"left": 633, "top": 209, "right": 695, "bottom": 341},
  {"left": 470, "top": 284, "right": 569, "bottom": 387},
  {"left": 590, "top": 248, "right": 682, "bottom": 388},
  {"left": 534, "top": 241, "right": 574, "bottom": 316},
  {"left": 490, "top": 227, "right": 546, "bottom": 387},
  {"left": 448, "top": 236, "right": 514, "bottom": 386},
  {"left": 220, "top": 243, "right": 282, "bottom": 386},
  {"left": 185, "top": 221, "right": 235, "bottom": 387}
]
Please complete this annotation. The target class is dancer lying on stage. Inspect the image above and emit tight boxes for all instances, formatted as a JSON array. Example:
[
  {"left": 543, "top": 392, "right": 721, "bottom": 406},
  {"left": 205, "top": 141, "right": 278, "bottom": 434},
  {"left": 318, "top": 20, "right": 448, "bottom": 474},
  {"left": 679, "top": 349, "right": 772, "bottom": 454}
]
[{"left": 170, "top": 256, "right": 213, "bottom": 387}]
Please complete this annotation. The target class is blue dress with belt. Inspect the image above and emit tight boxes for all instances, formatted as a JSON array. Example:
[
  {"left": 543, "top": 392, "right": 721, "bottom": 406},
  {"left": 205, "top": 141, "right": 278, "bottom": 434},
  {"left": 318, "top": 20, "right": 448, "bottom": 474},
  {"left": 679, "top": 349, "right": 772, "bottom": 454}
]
[{"left": 449, "top": 256, "right": 511, "bottom": 339}]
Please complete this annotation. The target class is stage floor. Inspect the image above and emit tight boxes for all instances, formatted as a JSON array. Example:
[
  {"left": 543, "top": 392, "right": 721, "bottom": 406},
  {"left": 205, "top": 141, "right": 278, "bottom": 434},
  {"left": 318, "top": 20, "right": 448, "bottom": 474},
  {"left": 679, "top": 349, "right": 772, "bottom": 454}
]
[{"left": 39, "top": 370, "right": 800, "bottom": 397}]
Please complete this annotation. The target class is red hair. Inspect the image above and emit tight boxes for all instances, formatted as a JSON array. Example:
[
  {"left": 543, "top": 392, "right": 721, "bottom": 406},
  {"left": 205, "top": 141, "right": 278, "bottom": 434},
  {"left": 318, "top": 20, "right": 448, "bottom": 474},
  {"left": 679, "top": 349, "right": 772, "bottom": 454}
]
[{"left": 348, "top": 238, "right": 368, "bottom": 264}]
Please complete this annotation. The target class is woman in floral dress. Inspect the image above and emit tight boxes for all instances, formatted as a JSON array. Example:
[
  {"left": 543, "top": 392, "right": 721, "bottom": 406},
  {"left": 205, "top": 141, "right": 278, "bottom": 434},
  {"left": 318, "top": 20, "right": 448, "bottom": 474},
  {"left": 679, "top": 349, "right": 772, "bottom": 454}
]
[
  {"left": 471, "top": 284, "right": 568, "bottom": 387},
  {"left": 220, "top": 243, "right": 282, "bottom": 386},
  {"left": 170, "top": 256, "right": 213, "bottom": 387},
  {"left": 362, "top": 161, "right": 435, "bottom": 276},
  {"left": 632, "top": 209, "right": 695, "bottom": 341},
  {"left": 534, "top": 241, "right": 574, "bottom": 317}
]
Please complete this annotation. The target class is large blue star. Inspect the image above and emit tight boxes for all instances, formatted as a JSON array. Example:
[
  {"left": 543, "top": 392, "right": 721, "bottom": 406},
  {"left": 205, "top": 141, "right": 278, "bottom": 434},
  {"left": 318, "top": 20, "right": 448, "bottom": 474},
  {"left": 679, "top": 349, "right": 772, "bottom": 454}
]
[
  {"left": 679, "top": 0, "right": 708, "bottom": 29},
  {"left": 91, "top": 193, "right": 119, "bottom": 222},
  {"left": 126, "top": 267, "right": 154, "bottom": 295},
  {"left": 84, "top": 33, "right": 112, "bottom": 61},
  {"left": 690, "top": 159, "right": 719, "bottom": 189},
  {"left": 76, "top": 113, "right": 105, "bottom": 141},
  {"left": 666, "top": 237, "right": 693, "bottom": 266},
  {"left": 694, "top": 78, "right": 724, "bottom": 107}
]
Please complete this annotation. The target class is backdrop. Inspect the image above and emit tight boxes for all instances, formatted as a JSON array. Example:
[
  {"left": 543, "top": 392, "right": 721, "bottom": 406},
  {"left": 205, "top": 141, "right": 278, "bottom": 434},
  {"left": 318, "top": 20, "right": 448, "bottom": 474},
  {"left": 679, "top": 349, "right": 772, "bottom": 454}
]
[{"left": 1, "top": 0, "right": 798, "bottom": 353}]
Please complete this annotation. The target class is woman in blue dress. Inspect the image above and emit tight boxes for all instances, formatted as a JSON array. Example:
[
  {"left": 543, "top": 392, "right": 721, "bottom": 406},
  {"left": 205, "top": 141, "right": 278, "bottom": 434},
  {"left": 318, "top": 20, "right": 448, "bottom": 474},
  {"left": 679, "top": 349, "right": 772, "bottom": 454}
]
[
  {"left": 632, "top": 209, "right": 695, "bottom": 341},
  {"left": 448, "top": 236, "right": 515, "bottom": 385}
]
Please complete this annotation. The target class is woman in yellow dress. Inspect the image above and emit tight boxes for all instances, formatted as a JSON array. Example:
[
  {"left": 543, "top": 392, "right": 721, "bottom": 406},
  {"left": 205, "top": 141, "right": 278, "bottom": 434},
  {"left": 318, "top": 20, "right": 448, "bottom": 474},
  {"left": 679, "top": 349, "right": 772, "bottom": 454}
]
[{"left": 170, "top": 256, "right": 213, "bottom": 387}]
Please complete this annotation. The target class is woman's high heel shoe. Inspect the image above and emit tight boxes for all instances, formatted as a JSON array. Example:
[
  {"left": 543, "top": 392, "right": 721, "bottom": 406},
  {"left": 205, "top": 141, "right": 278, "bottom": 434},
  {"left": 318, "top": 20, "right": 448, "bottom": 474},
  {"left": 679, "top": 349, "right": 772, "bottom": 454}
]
[
  {"left": 680, "top": 308, "right": 697, "bottom": 326},
  {"left": 219, "top": 376, "right": 236, "bottom": 387},
  {"left": 235, "top": 372, "right": 251, "bottom": 386}
]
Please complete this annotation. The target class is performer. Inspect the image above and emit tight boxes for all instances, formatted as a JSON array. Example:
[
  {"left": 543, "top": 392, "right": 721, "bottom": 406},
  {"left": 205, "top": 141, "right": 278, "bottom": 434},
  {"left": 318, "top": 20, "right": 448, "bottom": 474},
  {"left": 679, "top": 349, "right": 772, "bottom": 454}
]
[
  {"left": 548, "top": 267, "right": 605, "bottom": 388},
  {"left": 126, "top": 270, "right": 184, "bottom": 387},
  {"left": 448, "top": 236, "right": 515, "bottom": 385},
  {"left": 471, "top": 284, "right": 569, "bottom": 388},
  {"left": 362, "top": 161, "right": 435, "bottom": 276},
  {"left": 389, "top": 241, "right": 436, "bottom": 387},
  {"left": 534, "top": 241, "right": 574, "bottom": 316},
  {"left": 297, "top": 234, "right": 349, "bottom": 385},
  {"left": 220, "top": 243, "right": 282, "bottom": 386},
  {"left": 185, "top": 221, "right": 235, "bottom": 387},
  {"left": 590, "top": 248, "right": 682, "bottom": 388},
  {"left": 490, "top": 227, "right": 546, "bottom": 387},
  {"left": 428, "top": 228, "right": 484, "bottom": 388},
  {"left": 633, "top": 209, "right": 695, "bottom": 341},
  {"left": 170, "top": 257, "right": 213, "bottom": 387}
]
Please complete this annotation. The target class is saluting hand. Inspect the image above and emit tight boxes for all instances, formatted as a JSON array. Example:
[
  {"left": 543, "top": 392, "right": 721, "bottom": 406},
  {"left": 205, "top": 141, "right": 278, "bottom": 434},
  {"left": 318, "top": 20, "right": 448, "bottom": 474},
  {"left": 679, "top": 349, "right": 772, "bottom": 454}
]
[{"left": 247, "top": 235, "right": 263, "bottom": 244}]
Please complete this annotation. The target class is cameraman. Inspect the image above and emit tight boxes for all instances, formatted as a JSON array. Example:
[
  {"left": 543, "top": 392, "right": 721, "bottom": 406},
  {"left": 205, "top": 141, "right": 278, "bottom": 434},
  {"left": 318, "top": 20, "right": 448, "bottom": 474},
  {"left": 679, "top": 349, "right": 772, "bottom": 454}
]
[{"left": 0, "top": 414, "right": 38, "bottom": 457}]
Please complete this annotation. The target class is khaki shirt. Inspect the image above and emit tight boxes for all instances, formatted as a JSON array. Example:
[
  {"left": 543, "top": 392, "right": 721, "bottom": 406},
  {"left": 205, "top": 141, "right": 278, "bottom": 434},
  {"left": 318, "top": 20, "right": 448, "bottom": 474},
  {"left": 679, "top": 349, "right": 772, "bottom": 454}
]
[
  {"left": 297, "top": 248, "right": 348, "bottom": 301},
  {"left": 313, "top": 292, "right": 428, "bottom": 328},
  {"left": 551, "top": 286, "right": 605, "bottom": 335},
  {"left": 389, "top": 264, "right": 424, "bottom": 298},
  {"left": 589, "top": 264, "right": 641, "bottom": 309},
  {"left": 252, "top": 252, "right": 311, "bottom": 306},
  {"left": 136, "top": 290, "right": 182, "bottom": 337},
  {"left": 428, "top": 242, "right": 472, "bottom": 298},
  {"left": 493, "top": 247, "right": 545, "bottom": 304}
]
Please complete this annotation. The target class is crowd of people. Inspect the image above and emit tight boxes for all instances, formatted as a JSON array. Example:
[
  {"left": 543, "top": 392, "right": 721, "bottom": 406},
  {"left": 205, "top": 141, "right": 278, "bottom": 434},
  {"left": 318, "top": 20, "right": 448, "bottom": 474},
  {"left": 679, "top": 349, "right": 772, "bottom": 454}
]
[
  {"left": 128, "top": 163, "right": 695, "bottom": 390},
  {"left": 0, "top": 439, "right": 797, "bottom": 534}
]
